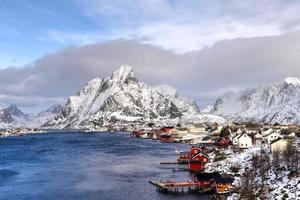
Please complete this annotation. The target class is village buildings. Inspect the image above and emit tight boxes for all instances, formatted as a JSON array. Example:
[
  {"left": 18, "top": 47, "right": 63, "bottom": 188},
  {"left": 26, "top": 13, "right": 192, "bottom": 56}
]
[
  {"left": 235, "top": 133, "right": 253, "bottom": 149},
  {"left": 188, "top": 123, "right": 206, "bottom": 134},
  {"left": 263, "top": 131, "right": 281, "bottom": 145}
]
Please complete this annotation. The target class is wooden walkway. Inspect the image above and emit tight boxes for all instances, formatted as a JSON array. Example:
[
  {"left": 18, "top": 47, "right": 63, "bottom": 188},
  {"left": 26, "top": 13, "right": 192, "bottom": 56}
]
[
  {"left": 149, "top": 180, "right": 212, "bottom": 193},
  {"left": 160, "top": 160, "right": 188, "bottom": 164}
]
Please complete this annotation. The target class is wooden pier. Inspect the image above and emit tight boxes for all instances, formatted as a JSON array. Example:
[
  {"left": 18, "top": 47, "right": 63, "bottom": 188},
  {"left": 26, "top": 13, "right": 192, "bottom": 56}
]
[
  {"left": 149, "top": 180, "right": 212, "bottom": 193},
  {"left": 160, "top": 160, "right": 188, "bottom": 164}
]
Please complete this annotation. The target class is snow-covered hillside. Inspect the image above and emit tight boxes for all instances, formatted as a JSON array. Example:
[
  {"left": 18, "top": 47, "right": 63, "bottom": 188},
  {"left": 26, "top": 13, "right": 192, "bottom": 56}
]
[
  {"left": 211, "top": 77, "right": 300, "bottom": 125},
  {"left": 34, "top": 104, "right": 63, "bottom": 126},
  {"left": 43, "top": 65, "right": 226, "bottom": 129}
]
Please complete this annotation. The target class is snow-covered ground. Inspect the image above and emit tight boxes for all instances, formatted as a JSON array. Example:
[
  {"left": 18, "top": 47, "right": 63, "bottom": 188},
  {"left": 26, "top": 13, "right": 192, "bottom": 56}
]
[{"left": 205, "top": 146, "right": 300, "bottom": 200}]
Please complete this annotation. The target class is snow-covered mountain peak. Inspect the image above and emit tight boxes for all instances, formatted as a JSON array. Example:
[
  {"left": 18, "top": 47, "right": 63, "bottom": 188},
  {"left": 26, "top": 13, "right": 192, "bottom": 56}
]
[
  {"left": 44, "top": 104, "right": 63, "bottom": 114},
  {"left": 211, "top": 78, "right": 300, "bottom": 125},
  {"left": 283, "top": 77, "right": 300, "bottom": 86},
  {"left": 6, "top": 104, "right": 25, "bottom": 117},
  {"left": 154, "top": 84, "right": 178, "bottom": 97},
  {"left": 154, "top": 84, "right": 200, "bottom": 114},
  {"left": 43, "top": 65, "right": 224, "bottom": 129},
  {"left": 110, "top": 65, "right": 137, "bottom": 84}
]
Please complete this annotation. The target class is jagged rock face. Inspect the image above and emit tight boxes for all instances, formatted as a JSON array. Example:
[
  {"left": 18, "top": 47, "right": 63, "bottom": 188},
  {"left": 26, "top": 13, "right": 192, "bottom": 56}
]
[
  {"left": 37, "top": 104, "right": 62, "bottom": 119},
  {"left": 0, "top": 105, "right": 29, "bottom": 128},
  {"left": 6, "top": 104, "right": 26, "bottom": 117},
  {"left": 43, "top": 104, "right": 63, "bottom": 114},
  {"left": 0, "top": 104, "right": 30, "bottom": 127},
  {"left": 0, "top": 109, "right": 14, "bottom": 124},
  {"left": 211, "top": 77, "right": 300, "bottom": 125},
  {"left": 43, "top": 65, "right": 201, "bottom": 129},
  {"left": 154, "top": 84, "right": 200, "bottom": 114},
  {"left": 34, "top": 104, "right": 63, "bottom": 126}
]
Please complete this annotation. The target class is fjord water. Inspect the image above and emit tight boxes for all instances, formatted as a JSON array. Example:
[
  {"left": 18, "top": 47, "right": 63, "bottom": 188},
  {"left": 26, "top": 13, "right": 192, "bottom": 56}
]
[{"left": 0, "top": 132, "right": 208, "bottom": 200}]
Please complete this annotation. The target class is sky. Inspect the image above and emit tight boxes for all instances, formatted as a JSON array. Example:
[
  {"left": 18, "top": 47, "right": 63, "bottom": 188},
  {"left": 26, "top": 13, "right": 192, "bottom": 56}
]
[{"left": 1, "top": 0, "right": 300, "bottom": 113}]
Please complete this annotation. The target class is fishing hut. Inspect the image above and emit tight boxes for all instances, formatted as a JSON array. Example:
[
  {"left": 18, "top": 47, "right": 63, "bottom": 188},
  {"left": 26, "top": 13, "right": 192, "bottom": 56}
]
[{"left": 149, "top": 172, "right": 234, "bottom": 194}]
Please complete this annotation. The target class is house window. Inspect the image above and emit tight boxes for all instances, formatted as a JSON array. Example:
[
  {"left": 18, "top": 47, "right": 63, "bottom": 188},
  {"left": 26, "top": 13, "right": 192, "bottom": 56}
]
[{"left": 246, "top": 144, "right": 247, "bottom": 146}]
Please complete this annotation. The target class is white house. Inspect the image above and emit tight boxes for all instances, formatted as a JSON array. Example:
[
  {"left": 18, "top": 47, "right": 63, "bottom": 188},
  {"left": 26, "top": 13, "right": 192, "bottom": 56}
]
[
  {"left": 235, "top": 133, "right": 253, "bottom": 149},
  {"left": 239, "top": 133, "right": 253, "bottom": 149},
  {"left": 262, "top": 128, "right": 273, "bottom": 136},
  {"left": 264, "top": 131, "right": 281, "bottom": 145},
  {"left": 232, "top": 134, "right": 240, "bottom": 146}
]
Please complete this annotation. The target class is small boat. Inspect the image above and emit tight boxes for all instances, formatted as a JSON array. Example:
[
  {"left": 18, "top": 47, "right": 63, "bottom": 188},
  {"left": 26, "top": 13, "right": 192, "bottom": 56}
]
[
  {"left": 174, "top": 150, "right": 181, "bottom": 155},
  {"left": 140, "top": 133, "right": 149, "bottom": 139}
]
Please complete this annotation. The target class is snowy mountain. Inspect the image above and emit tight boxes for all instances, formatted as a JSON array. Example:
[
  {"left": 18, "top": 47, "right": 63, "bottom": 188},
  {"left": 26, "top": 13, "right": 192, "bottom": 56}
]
[
  {"left": 0, "top": 104, "right": 62, "bottom": 128},
  {"left": 0, "top": 105, "right": 30, "bottom": 128},
  {"left": 34, "top": 104, "right": 63, "bottom": 126},
  {"left": 201, "top": 105, "right": 213, "bottom": 113},
  {"left": 211, "top": 77, "right": 300, "bottom": 125},
  {"left": 0, "top": 108, "right": 14, "bottom": 125},
  {"left": 43, "top": 65, "right": 225, "bottom": 129},
  {"left": 154, "top": 84, "right": 178, "bottom": 97},
  {"left": 6, "top": 104, "right": 28, "bottom": 118},
  {"left": 154, "top": 84, "right": 200, "bottom": 114}
]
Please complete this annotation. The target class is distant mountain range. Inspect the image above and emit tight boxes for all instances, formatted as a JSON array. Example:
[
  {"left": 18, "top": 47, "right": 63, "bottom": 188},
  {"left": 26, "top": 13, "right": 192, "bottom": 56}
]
[
  {"left": 0, "top": 104, "right": 62, "bottom": 128},
  {"left": 2, "top": 66, "right": 299, "bottom": 129},
  {"left": 43, "top": 65, "right": 225, "bottom": 130},
  {"left": 210, "top": 77, "right": 300, "bottom": 125}
]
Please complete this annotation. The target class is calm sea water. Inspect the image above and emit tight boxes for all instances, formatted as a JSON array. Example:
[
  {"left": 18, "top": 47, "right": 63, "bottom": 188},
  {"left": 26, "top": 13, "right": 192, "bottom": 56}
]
[{"left": 0, "top": 132, "right": 208, "bottom": 200}]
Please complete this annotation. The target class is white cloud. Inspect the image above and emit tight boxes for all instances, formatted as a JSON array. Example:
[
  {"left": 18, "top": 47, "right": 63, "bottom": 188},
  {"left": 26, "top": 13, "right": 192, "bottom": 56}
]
[
  {"left": 74, "top": 0, "right": 300, "bottom": 52},
  {"left": 35, "top": 0, "right": 300, "bottom": 53},
  {"left": 134, "top": 19, "right": 282, "bottom": 53},
  {"left": 2, "top": 31, "right": 300, "bottom": 112},
  {"left": 3, "top": 0, "right": 300, "bottom": 112}
]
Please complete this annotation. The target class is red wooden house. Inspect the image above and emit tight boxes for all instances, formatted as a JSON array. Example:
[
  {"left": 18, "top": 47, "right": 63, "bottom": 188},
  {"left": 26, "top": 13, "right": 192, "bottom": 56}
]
[
  {"left": 214, "top": 137, "right": 231, "bottom": 147},
  {"left": 189, "top": 146, "right": 201, "bottom": 159},
  {"left": 194, "top": 172, "right": 221, "bottom": 187},
  {"left": 160, "top": 126, "right": 174, "bottom": 133},
  {"left": 189, "top": 151, "right": 209, "bottom": 172},
  {"left": 212, "top": 177, "right": 234, "bottom": 194}
]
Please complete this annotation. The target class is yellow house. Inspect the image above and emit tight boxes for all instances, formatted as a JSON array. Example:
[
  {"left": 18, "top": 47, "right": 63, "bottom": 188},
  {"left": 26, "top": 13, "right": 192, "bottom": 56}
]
[
  {"left": 170, "top": 128, "right": 189, "bottom": 139},
  {"left": 270, "top": 138, "right": 289, "bottom": 153},
  {"left": 188, "top": 123, "right": 206, "bottom": 134}
]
